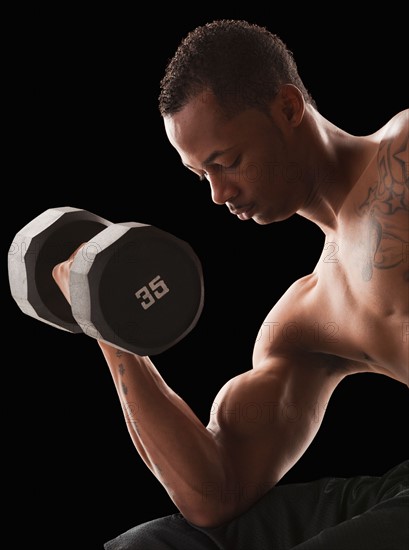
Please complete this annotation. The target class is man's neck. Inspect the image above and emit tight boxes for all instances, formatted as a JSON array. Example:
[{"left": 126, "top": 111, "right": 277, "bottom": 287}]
[{"left": 296, "top": 108, "right": 379, "bottom": 233}]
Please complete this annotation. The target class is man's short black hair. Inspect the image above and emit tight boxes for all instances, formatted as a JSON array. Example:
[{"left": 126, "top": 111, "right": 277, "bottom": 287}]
[{"left": 159, "top": 19, "right": 316, "bottom": 117}]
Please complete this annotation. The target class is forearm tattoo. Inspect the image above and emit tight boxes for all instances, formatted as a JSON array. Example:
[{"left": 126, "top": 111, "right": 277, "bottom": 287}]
[
  {"left": 118, "top": 361, "right": 128, "bottom": 394},
  {"left": 116, "top": 357, "right": 142, "bottom": 438},
  {"left": 358, "top": 129, "right": 409, "bottom": 281}
]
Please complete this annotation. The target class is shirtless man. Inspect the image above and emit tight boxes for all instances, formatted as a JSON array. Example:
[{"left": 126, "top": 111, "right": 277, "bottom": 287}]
[{"left": 53, "top": 19, "right": 408, "bottom": 549}]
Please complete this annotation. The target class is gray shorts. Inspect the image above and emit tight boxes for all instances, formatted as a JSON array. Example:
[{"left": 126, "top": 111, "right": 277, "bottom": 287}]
[{"left": 104, "top": 460, "right": 409, "bottom": 549}]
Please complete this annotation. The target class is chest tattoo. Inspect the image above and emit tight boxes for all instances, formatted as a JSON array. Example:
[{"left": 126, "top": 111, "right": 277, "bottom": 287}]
[{"left": 358, "top": 132, "right": 409, "bottom": 281}]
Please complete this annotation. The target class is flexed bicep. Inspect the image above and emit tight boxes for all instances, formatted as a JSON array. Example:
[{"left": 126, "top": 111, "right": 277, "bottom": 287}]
[{"left": 206, "top": 352, "right": 343, "bottom": 506}]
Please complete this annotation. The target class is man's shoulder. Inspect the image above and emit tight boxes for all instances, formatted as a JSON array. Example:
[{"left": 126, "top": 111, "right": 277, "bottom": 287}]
[
  {"left": 254, "top": 273, "right": 353, "bottom": 374},
  {"left": 376, "top": 109, "right": 408, "bottom": 193},
  {"left": 379, "top": 109, "right": 408, "bottom": 143},
  {"left": 269, "top": 273, "right": 319, "bottom": 319},
  {"left": 257, "top": 273, "right": 325, "bottom": 349}
]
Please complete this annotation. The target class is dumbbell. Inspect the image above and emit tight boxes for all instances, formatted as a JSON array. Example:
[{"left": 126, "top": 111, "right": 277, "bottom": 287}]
[{"left": 8, "top": 207, "right": 204, "bottom": 355}]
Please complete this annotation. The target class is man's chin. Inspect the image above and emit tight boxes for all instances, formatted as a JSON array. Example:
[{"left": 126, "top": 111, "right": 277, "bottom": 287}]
[{"left": 252, "top": 213, "right": 275, "bottom": 225}]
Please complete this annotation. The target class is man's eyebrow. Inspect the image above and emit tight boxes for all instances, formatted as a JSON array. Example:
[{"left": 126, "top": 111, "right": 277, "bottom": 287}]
[
  {"left": 183, "top": 148, "right": 234, "bottom": 171},
  {"left": 202, "top": 149, "right": 231, "bottom": 166}
]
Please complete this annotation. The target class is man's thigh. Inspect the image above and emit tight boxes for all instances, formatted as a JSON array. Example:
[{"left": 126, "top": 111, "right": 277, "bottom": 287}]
[{"left": 104, "top": 460, "right": 409, "bottom": 550}]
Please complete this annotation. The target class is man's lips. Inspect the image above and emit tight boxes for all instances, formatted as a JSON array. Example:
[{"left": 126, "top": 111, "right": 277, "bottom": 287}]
[{"left": 229, "top": 204, "right": 254, "bottom": 220}]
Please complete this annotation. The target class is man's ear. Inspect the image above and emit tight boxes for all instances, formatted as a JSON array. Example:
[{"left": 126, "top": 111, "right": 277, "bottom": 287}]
[{"left": 272, "top": 84, "right": 305, "bottom": 128}]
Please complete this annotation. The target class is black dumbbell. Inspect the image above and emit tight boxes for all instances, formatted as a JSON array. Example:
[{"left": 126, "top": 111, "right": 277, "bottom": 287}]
[{"left": 8, "top": 207, "right": 204, "bottom": 355}]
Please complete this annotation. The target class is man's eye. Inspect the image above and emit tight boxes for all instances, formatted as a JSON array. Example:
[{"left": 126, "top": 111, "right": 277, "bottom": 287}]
[
  {"left": 197, "top": 156, "right": 241, "bottom": 181},
  {"left": 225, "top": 155, "right": 241, "bottom": 170}
]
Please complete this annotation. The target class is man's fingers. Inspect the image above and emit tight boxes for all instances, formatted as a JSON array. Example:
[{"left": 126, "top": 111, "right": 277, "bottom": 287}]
[{"left": 52, "top": 243, "right": 87, "bottom": 304}]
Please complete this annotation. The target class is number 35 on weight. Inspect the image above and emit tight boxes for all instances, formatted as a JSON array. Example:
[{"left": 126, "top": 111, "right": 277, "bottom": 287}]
[{"left": 135, "top": 276, "right": 170, "bottom": 310}]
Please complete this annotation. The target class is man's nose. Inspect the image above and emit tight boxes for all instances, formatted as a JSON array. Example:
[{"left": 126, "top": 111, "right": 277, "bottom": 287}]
[{"left": 208, "top": 174, "right": 237, "bottom": 205}]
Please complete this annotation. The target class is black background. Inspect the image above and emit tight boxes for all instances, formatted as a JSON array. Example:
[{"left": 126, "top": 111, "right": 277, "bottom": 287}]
[{"left": 6, "top": 8, "right": 408, "bottom": 549}]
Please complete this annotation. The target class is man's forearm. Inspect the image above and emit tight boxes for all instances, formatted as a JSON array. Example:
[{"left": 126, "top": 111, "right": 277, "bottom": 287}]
[{"left": 98, "top": 341, "right": 226, "bottom": 524}]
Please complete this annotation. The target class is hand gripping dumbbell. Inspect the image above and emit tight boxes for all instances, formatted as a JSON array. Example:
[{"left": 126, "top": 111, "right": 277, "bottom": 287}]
[{"left": 8, "top": 207, "right": 204, "bottom": 355}]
